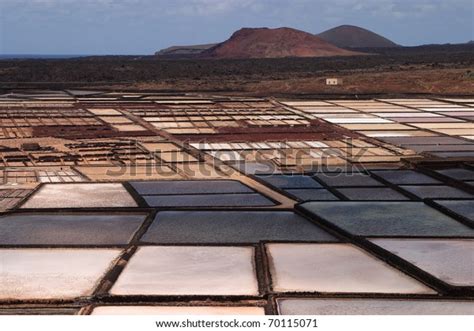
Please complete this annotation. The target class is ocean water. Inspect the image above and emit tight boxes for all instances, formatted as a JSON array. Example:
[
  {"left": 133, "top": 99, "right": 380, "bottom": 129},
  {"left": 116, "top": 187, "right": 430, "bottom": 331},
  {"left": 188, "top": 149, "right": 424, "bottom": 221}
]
[{"left": 0, "top": 54, "right": 91, "bottom": 60}]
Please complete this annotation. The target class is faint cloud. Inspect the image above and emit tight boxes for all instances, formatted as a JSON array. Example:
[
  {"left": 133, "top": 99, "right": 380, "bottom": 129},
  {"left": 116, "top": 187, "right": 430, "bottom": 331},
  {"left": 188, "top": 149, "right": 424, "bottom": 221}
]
[
  {"left": 165, "top": 0, "right": 262, "bottom": 16},
  {"left": 2, "top": 0, "right": 470, "bottom": 20},
  {"left": 345, "top": 0, "right": 470, "bottom": 20}
]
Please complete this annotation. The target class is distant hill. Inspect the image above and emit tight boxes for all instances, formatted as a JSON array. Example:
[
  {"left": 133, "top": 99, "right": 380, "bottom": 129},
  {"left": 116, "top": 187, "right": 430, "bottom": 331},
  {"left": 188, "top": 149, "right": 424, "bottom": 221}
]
[
  {"left": 203, "top": 27, "right": 365, "bottom": 59},
  {"left": 155, "top": 43, "right": 217, "bottom": 56},
  {"left": 318, "top": 25, "right": 399, "bottom": 48}
]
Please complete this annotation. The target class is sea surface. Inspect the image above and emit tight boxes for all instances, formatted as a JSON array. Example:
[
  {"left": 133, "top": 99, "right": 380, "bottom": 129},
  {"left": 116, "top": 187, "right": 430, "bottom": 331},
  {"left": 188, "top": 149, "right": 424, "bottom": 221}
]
[{"left": 0, "top": 54, "right": 91, "bottom": 60}]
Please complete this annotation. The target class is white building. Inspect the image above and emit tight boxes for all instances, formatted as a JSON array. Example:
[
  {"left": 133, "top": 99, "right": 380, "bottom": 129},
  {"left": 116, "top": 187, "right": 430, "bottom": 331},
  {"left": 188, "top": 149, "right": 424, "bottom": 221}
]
[{"left": 326, "top": 78, "right": 343, "bottom": 86}]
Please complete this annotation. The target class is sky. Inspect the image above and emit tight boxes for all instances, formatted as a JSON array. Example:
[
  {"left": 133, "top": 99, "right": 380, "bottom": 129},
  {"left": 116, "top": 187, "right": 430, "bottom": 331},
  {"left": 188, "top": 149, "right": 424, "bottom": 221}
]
[{"left": 0, "top": 0, "right": 473, "bottom": 55}]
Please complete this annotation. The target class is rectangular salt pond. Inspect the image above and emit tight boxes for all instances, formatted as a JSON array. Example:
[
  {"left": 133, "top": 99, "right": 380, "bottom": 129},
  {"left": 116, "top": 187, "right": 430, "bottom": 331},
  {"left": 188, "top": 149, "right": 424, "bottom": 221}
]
[
  {"left": 371, "top": 239, "right": 474, "bottom": 286},
  {"left": 0, "top": 249, "right": 120, "bottom": 300},
  {"left": 277, "top": 298, "right": 474, "bottom": 315},
  {"left": 140, "top": 211, "right": 338, "bottom": 244},
  {"left": 21, "top": 183, "right": 138, "bottom": 209},
  {"left": 111, "top": 246, "right": 259, "bottom": 296},
  {"left": 299, "top": 201, "right": 474, "bottom": 237},
  {"left": 266, "top": 243, "right": 434, "bottom": 294}
]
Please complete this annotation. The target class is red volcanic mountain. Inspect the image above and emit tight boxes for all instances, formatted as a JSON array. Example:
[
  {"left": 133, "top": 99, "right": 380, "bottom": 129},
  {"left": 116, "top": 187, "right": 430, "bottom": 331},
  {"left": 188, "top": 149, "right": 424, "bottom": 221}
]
[
  {"left": 204, "top": 27, "right": 366, "bottom": 59},
  {"left": 318, "top": 25, "right": 399, "bottom": 48}
]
